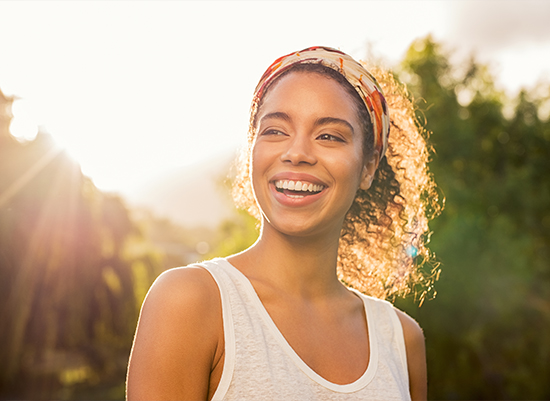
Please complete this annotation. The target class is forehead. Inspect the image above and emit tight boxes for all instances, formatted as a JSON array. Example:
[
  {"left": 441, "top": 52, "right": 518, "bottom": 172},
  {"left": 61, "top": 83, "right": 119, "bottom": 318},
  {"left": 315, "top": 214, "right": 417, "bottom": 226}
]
[{"left": 257, "top": 71, "right": 359, "bottom": 121}]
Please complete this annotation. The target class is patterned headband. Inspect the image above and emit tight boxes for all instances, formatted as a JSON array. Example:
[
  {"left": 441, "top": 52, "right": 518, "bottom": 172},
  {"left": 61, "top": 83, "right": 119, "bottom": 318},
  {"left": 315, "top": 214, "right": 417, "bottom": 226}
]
[{"left": 254, "top": 46, "right": 390, "bottom": 160}]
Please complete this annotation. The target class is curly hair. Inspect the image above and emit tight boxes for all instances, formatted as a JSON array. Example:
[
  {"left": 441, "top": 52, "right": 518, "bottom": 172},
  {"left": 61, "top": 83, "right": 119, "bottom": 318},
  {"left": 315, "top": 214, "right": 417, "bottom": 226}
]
[{"left": 232, "top": 62, "right": 442, "bottom": 302}]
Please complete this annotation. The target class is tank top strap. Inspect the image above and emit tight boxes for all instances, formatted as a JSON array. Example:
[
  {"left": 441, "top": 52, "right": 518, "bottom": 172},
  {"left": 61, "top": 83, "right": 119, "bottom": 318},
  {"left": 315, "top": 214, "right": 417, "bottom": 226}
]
[
  {"left": 194, "top": 258, "right": 237, "bottom": 400},
  {"left": 350, "top": 290, "right": 409, "bottom": 389}
]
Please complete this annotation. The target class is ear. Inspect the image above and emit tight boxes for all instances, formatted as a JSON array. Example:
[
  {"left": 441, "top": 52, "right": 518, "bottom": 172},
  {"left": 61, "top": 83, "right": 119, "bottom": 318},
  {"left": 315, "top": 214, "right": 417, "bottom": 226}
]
[{"left": 359, "top": 151, "right": 380, "bottom": 191}]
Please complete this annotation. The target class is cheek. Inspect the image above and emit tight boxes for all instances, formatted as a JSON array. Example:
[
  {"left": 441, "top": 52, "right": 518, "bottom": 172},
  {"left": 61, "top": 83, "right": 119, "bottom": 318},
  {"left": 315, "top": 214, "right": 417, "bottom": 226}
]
[
  {"left": 251, "top": 139, "right": 278, "bottom": 174},
  {"left": 328, "top": 150, "right": 365, "bottom": 184},
  {"left": 250, "top": 143, "right": 269, "bottom": 195},
  {"left": 250, "top": 144, "right": 261, "bottom": 179}
]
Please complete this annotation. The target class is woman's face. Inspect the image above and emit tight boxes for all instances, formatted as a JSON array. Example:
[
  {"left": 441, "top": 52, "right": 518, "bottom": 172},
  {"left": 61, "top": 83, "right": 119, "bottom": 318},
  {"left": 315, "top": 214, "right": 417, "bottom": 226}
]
[{"left": 251, "top": 71, "right": 376, "bottom": 238}]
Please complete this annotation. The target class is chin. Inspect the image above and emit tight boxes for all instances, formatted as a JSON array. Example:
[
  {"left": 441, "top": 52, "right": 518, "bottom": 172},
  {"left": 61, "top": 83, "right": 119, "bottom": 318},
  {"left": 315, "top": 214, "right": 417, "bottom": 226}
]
[{"left": 261, "top": 215, "right": 338, "bottom": 240}]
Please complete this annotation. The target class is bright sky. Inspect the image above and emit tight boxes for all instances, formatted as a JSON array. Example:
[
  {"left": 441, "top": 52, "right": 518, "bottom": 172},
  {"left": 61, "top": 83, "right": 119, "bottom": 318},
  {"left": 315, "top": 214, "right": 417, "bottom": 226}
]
[{"left": 1, "top": 1, "right": 549, "bottom": 194}]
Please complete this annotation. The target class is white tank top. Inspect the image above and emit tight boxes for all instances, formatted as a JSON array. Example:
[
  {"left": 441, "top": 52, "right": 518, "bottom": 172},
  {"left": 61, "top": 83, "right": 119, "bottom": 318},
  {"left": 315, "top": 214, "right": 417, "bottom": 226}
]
[{"left": 198, "top": 258, "right": 411, "bottom": 401}]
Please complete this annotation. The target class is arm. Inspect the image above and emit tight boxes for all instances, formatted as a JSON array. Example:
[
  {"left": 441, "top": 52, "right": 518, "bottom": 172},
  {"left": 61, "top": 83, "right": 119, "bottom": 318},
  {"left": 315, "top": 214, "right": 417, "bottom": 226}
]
[
  {"left": 395, "top": 309, "right": 427, "bottom": 401},
  {"left": 126, "top": 266, "right": 223, "bottom": 400}
]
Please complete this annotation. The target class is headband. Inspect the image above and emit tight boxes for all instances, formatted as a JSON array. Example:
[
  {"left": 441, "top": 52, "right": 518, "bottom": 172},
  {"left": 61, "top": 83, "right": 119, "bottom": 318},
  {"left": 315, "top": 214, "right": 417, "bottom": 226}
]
[{"left": 254, "top": 46, "right": 390, "bottom": 160}]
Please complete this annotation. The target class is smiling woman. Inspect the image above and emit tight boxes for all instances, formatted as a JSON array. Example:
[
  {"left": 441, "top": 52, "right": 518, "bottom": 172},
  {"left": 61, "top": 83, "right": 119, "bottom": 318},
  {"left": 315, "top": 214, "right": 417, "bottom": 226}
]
[
  {"left": 251, "top": 72, "right": 370, "bottom": 237},
  {"left": 126, "top": 46, "right": 441, "bottom": 401}
]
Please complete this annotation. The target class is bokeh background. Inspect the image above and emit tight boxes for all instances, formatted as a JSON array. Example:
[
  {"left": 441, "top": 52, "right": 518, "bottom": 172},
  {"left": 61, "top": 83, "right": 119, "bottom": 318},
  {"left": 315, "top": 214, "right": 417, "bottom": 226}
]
[{"left": 1, "top": 1, "right": 549, "bottom": 400}]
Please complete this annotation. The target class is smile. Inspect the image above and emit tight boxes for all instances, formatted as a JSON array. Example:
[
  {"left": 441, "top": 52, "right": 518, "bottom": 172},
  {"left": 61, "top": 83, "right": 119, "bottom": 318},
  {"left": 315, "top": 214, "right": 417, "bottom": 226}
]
[{"left": 274, "top": 180, "right": 325, "bottom": 198}]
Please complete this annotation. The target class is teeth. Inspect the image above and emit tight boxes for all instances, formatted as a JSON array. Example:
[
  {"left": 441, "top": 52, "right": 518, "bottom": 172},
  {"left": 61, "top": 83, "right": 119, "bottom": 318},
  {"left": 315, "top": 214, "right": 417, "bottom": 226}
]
[{"left": 273, "top": 180, "right": 325, "bottom": 193}]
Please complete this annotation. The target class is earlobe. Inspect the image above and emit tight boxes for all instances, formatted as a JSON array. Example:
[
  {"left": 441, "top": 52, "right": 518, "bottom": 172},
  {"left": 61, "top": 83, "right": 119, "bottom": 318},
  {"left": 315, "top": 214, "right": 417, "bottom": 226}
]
[
  {"left": 359, "top": 151, "right": 380, "bottom": 191},
  {"left": 359, "top": 169, "right": 374, "bottom": 190}
]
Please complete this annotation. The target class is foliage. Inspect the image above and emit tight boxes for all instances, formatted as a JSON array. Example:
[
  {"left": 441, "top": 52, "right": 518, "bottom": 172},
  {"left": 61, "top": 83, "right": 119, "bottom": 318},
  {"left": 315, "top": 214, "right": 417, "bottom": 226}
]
[
  {"left": 130, "top": 208, "right": 218, "bottom": 269},
  {"left": 0, "top": 132, "right": 163, "bottom": 399},
  {"left": 1, "top": 35, "right": 549, "bottom": 400},
  {"left": 394, "top": 36, "right": 550, "bottom": 400},
  {"left": 207, "top": 209, "right": 259, "bottom": 259}
]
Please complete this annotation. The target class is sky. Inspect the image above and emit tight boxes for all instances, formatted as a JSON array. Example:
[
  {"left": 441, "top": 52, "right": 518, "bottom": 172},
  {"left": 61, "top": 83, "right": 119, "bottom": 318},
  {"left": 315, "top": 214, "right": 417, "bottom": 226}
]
[{"left": 1, "top": 1, "right": 549, "bottom": 195}]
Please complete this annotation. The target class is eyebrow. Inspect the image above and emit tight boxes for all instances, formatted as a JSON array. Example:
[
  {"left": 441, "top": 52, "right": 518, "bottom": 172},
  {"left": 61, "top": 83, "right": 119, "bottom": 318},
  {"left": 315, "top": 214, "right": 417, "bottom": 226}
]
[
  {"left": 314, "top": 117, "right": 354, "bottom": 134},
  {"left": 259, "top": 113, "right": 354, "bottom": 134},
  {"left": 259, "top": 112, "right": 291, "bottom": 125}
]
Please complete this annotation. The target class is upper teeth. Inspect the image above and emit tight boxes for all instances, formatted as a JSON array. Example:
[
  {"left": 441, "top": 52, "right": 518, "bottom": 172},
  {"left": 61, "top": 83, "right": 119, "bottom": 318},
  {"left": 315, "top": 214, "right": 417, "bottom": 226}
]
[{"left": 274, "top": 180, "right": 325, "bottom": 192}]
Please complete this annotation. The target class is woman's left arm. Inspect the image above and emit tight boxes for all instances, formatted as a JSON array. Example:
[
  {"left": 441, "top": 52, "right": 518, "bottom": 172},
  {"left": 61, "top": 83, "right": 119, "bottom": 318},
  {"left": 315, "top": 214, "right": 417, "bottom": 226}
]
[{"left": 395, "top": 309, "right": 427, "bottom": 401}]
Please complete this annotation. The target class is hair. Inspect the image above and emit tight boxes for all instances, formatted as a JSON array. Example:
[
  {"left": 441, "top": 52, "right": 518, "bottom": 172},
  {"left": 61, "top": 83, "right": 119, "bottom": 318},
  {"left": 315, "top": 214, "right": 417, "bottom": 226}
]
[{"left": 232, "top": 62, "right": 442, "bottom": 302}]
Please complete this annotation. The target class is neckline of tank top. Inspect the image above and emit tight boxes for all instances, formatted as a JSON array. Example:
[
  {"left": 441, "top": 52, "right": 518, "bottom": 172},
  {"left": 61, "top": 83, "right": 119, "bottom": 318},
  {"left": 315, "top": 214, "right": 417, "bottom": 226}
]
[{"left": 213, "top": 257, "right": 379, "bottom": 393}]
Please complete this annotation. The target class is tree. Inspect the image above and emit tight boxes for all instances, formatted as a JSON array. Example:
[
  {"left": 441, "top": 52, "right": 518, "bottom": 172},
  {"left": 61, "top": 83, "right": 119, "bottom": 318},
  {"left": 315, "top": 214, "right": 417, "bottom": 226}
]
[
  {"left": 395, "top": 36, "right": 550, "bottom": 400},
  {"left": 0, "top": 122, "right": 162, "bottom": 399}
]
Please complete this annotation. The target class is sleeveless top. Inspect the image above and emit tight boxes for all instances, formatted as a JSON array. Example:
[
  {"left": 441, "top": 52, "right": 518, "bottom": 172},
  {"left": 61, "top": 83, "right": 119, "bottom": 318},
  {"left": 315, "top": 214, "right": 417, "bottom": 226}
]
[{"left": 197, "top": 258, "right": 411, "bottom": 401}]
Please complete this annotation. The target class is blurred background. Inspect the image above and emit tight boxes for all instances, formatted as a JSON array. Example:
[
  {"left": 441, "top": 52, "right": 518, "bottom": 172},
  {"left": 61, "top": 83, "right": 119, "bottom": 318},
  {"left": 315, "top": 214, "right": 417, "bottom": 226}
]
[{"left": 1, "top": 1, "right": 549, "bottom": 399}]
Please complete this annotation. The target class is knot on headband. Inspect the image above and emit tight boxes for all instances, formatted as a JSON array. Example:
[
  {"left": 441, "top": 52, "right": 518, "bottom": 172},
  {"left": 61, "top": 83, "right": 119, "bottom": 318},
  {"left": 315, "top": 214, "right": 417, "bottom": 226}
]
[{"left": 254, "top": 46, "right": 390, "bottom": 160}]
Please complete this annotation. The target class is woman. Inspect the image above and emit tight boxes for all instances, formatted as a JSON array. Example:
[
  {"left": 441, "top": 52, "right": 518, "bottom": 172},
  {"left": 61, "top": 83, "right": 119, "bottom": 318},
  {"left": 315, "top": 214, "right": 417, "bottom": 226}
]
[{"left": 127, "top": 46, "right": 440, "bottom": 400}]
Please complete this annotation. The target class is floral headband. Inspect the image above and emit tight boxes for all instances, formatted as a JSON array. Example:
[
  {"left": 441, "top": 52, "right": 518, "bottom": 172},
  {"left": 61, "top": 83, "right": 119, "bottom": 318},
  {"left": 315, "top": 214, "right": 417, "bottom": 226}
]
[{"left": 254, "top": 46, "right": 390, "bottom": 160}]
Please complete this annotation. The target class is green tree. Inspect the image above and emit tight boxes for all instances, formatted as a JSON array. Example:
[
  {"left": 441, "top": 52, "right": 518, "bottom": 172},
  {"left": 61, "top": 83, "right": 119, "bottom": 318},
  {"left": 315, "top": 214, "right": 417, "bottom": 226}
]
[
  {"left": 208, "top": 209, "right": 259, "bottom": 258},
  {"left": 0, "top": 128, "right": 162, "bottom": 399},
  {"left": 395, "top": 36, "right": 550, "bottom": 400}
]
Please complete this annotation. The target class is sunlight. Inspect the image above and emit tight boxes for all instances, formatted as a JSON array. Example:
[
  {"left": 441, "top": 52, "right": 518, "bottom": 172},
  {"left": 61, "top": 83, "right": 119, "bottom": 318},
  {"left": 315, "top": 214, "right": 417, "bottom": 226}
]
[
  {"left": 3, "top": 153, "right": 82, "bottom": 379},
  {"left": 2, "top": 1, "right": 548, "bottom": 197},
  {"left": 9, "top": 99, "right": 38, "bottom": 142},
  {"left": 0, "top": 145, "right": 64, "bottom": 208}
]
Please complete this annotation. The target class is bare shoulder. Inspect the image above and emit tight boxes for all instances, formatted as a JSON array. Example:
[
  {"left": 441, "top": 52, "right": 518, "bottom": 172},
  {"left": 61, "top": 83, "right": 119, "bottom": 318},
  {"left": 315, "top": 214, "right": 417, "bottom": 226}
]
[
  {"left": 137, "top": 265, "right": 223, "bottom": 337},
  {"left": 394, "top": 308, "right": 425, "bottom": 345},
  {"left": 143, "top": 265, "right": 221, "bottom": 315},
  {"left": 127, "top": 265, "right": 223, "bottom": 400},
  {"left": 394, "top": 308, "right": 427, "bottom": 401}
]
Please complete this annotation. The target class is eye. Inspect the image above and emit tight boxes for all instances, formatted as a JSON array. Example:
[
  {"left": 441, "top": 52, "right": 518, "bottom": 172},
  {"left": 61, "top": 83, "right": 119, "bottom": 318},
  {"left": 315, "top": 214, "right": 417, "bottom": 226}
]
[
  {"left": 261, "top": 129, "right": 287, "bottom": 137},
  {"left": 317, "top": 133, "right": 345, "bottom": 142}
]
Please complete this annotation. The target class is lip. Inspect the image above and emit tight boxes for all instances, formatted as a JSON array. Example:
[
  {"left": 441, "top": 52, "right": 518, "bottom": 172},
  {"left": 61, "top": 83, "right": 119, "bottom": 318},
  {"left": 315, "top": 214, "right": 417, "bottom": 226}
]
[
  {"left": 270, "top": 172, "right": 327, "bottom": 186},
  {"left": 269, "top": 172, "right": 328, "bottom": 208}
]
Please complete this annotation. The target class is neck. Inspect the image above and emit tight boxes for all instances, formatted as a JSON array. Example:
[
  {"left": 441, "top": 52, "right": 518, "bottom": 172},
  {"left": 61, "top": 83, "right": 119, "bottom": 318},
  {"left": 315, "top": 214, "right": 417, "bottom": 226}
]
[{"left": 231, "top": 219, "right": 345, "bottom": 299}]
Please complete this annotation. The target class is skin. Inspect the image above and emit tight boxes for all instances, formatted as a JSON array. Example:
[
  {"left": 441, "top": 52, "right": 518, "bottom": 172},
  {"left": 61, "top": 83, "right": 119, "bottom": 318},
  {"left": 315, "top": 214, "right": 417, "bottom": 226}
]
[{"left": 126, "top": 72, "right": 427, "bottom": 400}]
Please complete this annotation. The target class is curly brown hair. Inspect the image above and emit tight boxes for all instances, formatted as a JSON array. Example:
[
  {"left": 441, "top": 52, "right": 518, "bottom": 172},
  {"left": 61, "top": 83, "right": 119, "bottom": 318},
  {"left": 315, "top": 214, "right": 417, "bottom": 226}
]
[{"left": 232, "top": 62, "right": 442, "bottom": 302}]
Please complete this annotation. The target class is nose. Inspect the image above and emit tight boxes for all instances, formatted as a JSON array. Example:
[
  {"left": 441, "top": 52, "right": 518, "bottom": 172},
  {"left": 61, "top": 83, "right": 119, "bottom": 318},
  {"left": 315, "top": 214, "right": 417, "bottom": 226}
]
[{"left": 281, "top": 135, "right": 317, "bottom": 165}]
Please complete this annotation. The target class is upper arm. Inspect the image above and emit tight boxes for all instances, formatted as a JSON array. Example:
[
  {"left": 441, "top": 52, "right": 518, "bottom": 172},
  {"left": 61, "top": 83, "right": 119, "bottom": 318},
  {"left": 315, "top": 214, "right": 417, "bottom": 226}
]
[
  {"left": 126, "top": 266, "right": 223, "bottom": 401},
  {"left": 395, "top": 309, "right": 427, "bottom": 401}
]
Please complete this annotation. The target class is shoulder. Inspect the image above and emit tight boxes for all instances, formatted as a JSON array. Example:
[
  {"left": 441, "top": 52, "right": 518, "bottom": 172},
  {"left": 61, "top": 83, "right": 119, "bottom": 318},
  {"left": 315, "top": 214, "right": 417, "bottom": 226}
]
[
  {"left": 127, "top": 264, "right": 223, "bottom": 400},
  {"left": 393, "top": 308, "right": 424, "bottom": 346},
  {"left": 139, "top": 264, "right": 224, "bottom": 349},
  {"left": 144, "top": 264, "right": 221, "bottom": 314},
  {"left": 393, "top": 308, "right": 427, "bottom": 401},
  {"left": 137, "top": 264, "right": 224, "bottom": 346},
  {"left": 357, "top": 294, "right": 424, "bottom": 343}
]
